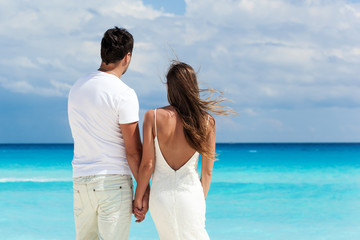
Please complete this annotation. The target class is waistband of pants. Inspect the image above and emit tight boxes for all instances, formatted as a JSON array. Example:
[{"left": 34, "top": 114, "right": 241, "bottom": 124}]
[{"left": 73, "top": 174, "right": 132, "bottom": 185}]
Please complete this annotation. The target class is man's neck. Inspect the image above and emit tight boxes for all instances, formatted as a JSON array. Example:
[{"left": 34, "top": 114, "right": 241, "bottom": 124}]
[{"left": 99, "top": 62, "right": 122, "bottom": 79}]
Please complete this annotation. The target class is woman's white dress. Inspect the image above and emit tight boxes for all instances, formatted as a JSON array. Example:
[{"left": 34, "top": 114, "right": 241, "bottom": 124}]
[{"left": 149, "top": 109, "right": 210, "bottom": 240}]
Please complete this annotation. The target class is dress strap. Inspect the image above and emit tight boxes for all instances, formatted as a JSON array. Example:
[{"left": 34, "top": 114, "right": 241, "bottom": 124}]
[{"left": 154, "top": 109, "right": 157, "bottom": 137}]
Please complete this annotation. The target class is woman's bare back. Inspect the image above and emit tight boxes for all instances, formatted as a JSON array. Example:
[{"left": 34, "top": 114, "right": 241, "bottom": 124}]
[{"left": 154, "top": 106, "right": 197, "bottom": 171}]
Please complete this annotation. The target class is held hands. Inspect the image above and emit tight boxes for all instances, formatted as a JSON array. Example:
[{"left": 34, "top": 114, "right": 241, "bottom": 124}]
[
  {"left": 133, "top": 186, "right": 150, "bottom": 223},
  {"left": 133, "top": 198, "right": 146, "bottom": 223}
]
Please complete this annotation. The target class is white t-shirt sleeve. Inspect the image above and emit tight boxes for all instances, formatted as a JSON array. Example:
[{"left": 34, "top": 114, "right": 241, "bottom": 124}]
[{"left": 118, "top": 89, "right": 139, "bottom": 124}]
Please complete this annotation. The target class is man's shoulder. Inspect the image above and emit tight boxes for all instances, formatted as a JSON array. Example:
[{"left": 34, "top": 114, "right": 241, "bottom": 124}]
[
  {"left": 112, "top": 78, "right": 137, "bottom": 97},
  {"left": 71, "top": 71, "right": 99, "bottom": 87},
  {"left": 70, "top": 72, "right": 137, "bottom": 100},
  {"left": 79, "top": 71, "right": 99, "bottom": 81}
]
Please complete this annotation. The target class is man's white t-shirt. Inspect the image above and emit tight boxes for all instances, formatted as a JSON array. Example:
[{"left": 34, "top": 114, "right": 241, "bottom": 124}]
[{"left": 68, "top": 71, "right": 139, "bottom": 178}]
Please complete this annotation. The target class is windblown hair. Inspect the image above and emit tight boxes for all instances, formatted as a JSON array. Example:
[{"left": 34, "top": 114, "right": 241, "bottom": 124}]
[
  {"left": 166, "top": 61, "right": 235, "bottom": 160},
  {"left": 101, "top": 26, "right": 134, "bottom": 64}
]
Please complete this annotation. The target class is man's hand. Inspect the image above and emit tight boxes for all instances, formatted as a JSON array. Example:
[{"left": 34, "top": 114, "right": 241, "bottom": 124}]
[{"left": 134, "top": 186, "right": 150, "bottom": 223}]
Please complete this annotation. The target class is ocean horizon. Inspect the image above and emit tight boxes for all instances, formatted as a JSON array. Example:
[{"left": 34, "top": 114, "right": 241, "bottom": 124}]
[{"left": 1, "top": 143, "right": 359, "bottom": 239}]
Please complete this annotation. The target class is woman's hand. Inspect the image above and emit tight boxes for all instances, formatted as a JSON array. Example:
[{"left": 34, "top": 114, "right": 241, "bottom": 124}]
[{"left": 133, "top": 197, "right": 145, "bottom": 222}]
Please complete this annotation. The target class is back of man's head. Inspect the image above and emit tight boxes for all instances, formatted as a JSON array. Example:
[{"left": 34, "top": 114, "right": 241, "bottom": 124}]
[{"left": 101, "top": 27, "right": 134, "bottom": 65}]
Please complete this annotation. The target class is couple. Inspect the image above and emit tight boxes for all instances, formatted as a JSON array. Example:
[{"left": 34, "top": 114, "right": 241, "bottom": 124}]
[{"left": 68, "top": 27, "right": 227, "bottom": 240}]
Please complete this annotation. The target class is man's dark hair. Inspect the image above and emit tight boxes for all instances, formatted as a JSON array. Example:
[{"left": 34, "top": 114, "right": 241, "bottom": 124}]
[{"left": 101, "top": 27, "right": 134, "bottom": 64}]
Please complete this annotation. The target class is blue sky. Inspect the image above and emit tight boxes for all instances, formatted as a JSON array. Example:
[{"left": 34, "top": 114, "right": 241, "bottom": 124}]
[{"left": 1, "top": 0, "right": 360, "bottom": 143}]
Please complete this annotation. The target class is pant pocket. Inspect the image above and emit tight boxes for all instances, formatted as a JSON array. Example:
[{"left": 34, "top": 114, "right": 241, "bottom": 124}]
[
  {"left": 97, "top": 188, "right": 123, "bottom": 215},
  {"left": 73, "top": 189, "right": 83, "bottom": 216}
]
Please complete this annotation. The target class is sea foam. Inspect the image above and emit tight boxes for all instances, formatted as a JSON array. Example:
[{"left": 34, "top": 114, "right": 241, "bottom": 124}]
[{"left": 0, "top": 178, "right": 72, "bottom": 183}]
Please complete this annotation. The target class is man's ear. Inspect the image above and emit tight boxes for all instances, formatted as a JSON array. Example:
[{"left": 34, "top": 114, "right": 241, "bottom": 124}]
[{"left": 124, "top": 52, "right": 131, "bottom": 65}]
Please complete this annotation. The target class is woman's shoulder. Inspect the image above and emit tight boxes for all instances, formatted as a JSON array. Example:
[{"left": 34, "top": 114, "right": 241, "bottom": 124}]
[
  {"left": 143, "top": 106, "right": 173, "bottom": 122},
  {"left": 153, "top": 106, "right": 175, "bottom": 118},
  {"left": 142, "top": 109, "right": 155, "bottom": 127}
]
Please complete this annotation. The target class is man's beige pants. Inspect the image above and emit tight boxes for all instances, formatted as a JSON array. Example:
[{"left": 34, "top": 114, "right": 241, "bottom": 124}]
[{"left": 73, "top": 174, "right": 133, "bottom": 240}]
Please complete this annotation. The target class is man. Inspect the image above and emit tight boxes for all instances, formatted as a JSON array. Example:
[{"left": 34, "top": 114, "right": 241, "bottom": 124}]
[{"left": 68, "top": 26, "right": 148, "bottom": 240}]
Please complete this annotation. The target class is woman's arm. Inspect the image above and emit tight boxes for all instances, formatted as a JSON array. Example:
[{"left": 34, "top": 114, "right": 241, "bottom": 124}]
[
  {"left": 134, "top": 110, "right": 155, "bottom": 213},
  {"left": 200, "top": 116, "right": 216, "bottom": 199}
]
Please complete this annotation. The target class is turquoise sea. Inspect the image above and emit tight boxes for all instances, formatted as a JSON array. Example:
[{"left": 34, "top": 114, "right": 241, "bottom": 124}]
[{"left": 0, "top": 143, "right": 359, "bottom": 239}]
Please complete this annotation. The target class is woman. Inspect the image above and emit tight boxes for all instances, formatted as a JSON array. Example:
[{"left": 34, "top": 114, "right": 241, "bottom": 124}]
[{"left": 134, "top": 61, "right": 232, "bottom": 239}]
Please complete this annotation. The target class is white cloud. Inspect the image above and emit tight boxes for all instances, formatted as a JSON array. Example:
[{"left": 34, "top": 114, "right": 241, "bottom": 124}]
[
  {"left": 0, "top": 57, "right": 39, "bottom": 69},
  {"left": 0, "top": 77, "right": 63, "bottom": 96},
  {"left": 3, "top": 80, "right": 34, "bottom": 93},
  {"left": 50, "top": 80, "right": 72, "bottom": 93},
  {"left": 130, "top": 42, "right": 158, "bottom": 74},
  {"left": 36, "top": 57, "right": 69, "bottom": 71},
  {"left": 343, "top": 4, "right": 360, "bottom": 18},
  {"left": 243, "top": 108, "right": 258, "bottom": 116},
  {"left": 99, "top": 0, "right": 173, "bottom": 20}
]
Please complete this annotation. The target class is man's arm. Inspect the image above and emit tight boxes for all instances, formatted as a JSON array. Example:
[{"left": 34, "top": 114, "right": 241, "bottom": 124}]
[
  {"left": 120, "top": 122, "right": 142, "bottom": 182},
  {"left": 133, "top": 110, "right": 154, "bottom": 222}
]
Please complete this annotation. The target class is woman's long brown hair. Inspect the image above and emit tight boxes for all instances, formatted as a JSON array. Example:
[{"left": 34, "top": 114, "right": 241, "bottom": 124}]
[{"left": 166, "top": 61, "right": 235, "bottom": 160}]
